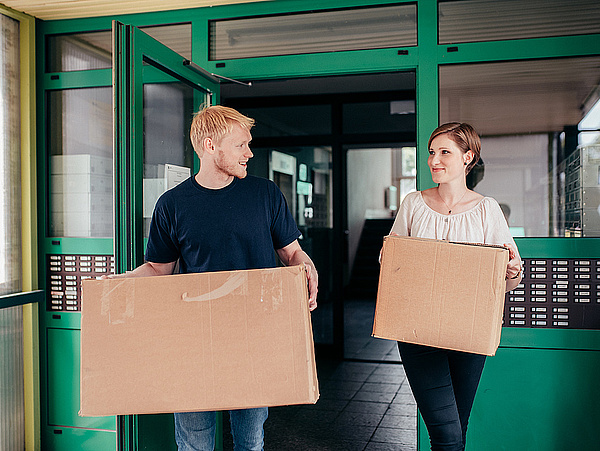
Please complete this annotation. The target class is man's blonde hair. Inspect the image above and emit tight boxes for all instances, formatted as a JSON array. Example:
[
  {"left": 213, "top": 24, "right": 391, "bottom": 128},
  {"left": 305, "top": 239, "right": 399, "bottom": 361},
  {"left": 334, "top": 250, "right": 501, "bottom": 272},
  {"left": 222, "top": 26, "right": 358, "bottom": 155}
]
[{"left": 190, "top": 105, "right": 255, "bottom": 155}]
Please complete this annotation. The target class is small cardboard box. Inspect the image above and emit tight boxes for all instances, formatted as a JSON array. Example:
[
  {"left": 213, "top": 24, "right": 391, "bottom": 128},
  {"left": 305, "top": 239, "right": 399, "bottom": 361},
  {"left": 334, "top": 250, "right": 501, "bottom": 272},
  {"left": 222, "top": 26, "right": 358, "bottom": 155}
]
[
  {"left": 373, "top": 236, "right": 509, "bottom": 356},
  {"left": 80, "top": 265, "right": 319, "bottom": 416}
]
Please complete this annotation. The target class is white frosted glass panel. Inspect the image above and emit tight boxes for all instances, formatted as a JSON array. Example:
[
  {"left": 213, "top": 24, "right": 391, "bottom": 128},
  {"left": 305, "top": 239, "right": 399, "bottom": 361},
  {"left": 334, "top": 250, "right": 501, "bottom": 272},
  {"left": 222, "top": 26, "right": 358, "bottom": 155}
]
[
  {"left": 439, "top": 0, "right": 600, "bottom": 44},
  {"left": 210, "top": 4, "right": 417, "bottom": 60},
  {"left": 0, "top": 13, "right": 24, "bottom": 451},
  {"left": 48, "top": 88, "right": 113, "bottom": 237},
  {"left": 0, "top": 13, "right": 21, "bottom": 295},
  {"left": 47, "top": 23, "right": 192, "bottom": 72}
]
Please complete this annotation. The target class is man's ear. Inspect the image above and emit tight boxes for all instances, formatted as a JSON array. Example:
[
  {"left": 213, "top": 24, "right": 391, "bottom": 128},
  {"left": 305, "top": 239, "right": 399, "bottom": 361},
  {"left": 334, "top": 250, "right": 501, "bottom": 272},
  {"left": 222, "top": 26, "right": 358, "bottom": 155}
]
[{"left": 203, "top": 137, "right": 216, "bottom": 155}]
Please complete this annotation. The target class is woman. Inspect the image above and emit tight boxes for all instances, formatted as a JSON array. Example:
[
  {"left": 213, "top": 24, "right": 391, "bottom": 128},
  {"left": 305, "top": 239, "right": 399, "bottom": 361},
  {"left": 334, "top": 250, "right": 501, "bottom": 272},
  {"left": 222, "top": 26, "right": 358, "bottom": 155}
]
[{"left": 389, "top": 122, "right": 521, "bottom": 450}]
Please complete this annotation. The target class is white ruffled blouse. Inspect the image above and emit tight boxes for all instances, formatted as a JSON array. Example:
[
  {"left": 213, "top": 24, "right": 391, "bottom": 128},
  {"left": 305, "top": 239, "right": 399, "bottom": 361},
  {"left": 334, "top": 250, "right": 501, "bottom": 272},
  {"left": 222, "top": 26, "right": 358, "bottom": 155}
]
[{"left": 390, "top": 191, "right": 520, "bottom": 260}]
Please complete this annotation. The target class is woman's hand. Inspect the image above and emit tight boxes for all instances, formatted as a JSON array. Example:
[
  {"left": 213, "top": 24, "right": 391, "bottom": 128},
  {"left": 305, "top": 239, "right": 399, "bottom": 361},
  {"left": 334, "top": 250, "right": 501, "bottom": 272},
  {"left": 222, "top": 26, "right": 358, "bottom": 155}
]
[
  {"left": 504, "top": 243, "right": 521, "bottom": 279},
  {"left": 504, "top": 243, "right": 522, "bottom": 291}
]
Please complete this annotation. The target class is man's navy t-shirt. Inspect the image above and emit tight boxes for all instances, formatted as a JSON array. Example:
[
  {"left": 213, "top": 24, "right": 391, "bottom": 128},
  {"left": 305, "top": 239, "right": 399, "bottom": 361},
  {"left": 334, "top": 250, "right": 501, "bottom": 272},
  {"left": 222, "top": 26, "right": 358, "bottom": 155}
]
[{"left": 145, "top": 175, "right": 301, "bottom": 273}]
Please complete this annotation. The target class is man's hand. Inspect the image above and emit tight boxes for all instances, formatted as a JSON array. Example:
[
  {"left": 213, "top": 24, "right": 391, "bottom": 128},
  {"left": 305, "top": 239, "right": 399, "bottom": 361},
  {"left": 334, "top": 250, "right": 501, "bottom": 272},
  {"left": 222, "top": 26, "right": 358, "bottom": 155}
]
[
  {"left": 276, "top": 240, "right": 318, "bottom": 311},
  {"left": 304, "top": 263, "right": 318, "bottom": 311}
]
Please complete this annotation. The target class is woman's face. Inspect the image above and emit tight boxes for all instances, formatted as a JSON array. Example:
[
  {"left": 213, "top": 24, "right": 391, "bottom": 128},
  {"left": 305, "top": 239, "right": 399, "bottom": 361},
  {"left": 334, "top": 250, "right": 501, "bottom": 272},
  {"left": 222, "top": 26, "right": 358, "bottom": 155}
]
[{"left": 428, "top": 133, "right": 472, "bottom": 185}]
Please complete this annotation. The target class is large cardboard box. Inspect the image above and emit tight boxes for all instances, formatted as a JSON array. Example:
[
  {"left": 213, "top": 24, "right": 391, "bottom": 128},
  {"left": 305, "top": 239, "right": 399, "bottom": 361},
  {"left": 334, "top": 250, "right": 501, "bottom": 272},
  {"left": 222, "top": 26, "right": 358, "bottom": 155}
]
[
  {"left": 80, "top": 265, "right": 319, "bottom": 416},
  {"left": 373, "top": 236, "right": 509, "bottom": 356}
]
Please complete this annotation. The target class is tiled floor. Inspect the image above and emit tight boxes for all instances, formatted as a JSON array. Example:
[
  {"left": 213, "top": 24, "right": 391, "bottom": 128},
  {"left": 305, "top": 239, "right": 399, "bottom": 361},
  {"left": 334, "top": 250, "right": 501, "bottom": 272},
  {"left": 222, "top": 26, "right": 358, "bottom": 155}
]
[
  {"left": 223, "top": 300, "right": 418, "bottom": 450},
  {"left": 344, "top": 300, "right": 401, "bottom": 363},
  {"left": 223, "top": 359, "right": 417, "bottom": 450}
]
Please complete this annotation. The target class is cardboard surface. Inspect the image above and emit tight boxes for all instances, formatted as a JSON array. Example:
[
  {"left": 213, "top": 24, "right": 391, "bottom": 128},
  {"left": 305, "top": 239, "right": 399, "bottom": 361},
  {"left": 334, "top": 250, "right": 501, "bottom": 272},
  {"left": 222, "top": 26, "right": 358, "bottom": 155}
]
[
  {"left": 80, "top": 265, "right": 319, "bottom": 416},
  {"left": 373, "top": 236, "right": 509, "bottom": 356}
]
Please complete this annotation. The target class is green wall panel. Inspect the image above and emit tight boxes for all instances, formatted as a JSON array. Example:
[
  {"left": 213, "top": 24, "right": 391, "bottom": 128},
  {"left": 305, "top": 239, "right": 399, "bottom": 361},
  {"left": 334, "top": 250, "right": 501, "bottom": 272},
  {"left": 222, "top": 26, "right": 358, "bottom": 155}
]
[
  {"left": 470, "top": 347, "right": 600, "bottom": 450},
  {"left": 46, "top": 328, "right": 116, "bottom": 431},
  {"left": 44, "top": 427, "right": 116, "bottom": 451}
]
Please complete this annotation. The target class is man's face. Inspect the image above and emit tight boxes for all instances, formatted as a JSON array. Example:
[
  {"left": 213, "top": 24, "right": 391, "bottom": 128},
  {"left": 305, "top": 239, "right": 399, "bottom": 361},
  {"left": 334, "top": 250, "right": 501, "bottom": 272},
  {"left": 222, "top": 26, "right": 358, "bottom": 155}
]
[{"left": 213, "top": 123, "right": 253, "bottom": 179}]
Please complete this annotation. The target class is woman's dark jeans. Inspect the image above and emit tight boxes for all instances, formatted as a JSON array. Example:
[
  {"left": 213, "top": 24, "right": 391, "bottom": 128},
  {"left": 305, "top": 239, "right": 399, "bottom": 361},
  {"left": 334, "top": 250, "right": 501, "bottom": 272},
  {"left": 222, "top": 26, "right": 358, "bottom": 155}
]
[{"left": 398, "top": 342, "right": 486, "bottom": 451}]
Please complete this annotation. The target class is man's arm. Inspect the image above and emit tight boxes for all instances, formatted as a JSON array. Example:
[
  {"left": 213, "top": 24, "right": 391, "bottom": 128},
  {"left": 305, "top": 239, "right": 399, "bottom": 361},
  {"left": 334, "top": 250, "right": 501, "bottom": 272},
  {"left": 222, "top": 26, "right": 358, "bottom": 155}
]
[
  {"left": 105, "top": 261, "right": 176, "bottom": 279},
  {"left": 276, "top": 240, "right": 318, "bottom": 311}
]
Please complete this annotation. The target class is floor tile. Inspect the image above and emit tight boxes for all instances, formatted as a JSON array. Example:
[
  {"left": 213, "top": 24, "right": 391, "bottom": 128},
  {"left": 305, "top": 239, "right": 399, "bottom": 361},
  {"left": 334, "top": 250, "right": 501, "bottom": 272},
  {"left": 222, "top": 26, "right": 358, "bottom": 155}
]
[
  {"left": 371, "top": 426, "right": 417, "bottom": 445},
  {"left": 353, "top": 390, "right": 397, "bottom": 404},
  {"left": 361, "top": 382, "right": 401, "bottom": 394},
  {"left": 333, "top": 410, "right": 385, "bottom": 427},
  {"left": 344, "top": 400, "right": 390, "bottom": 415},
  {"left": 380, "top": 413, "right": 417, "bottom": 429}
]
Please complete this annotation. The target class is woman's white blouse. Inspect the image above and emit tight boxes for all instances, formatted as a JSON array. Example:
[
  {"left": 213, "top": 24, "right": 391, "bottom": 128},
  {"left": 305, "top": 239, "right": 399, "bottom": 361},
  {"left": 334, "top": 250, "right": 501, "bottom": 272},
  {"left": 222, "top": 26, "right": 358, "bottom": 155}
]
[{"left": 390, "top": 191, "right": 520, "bottom": 260}]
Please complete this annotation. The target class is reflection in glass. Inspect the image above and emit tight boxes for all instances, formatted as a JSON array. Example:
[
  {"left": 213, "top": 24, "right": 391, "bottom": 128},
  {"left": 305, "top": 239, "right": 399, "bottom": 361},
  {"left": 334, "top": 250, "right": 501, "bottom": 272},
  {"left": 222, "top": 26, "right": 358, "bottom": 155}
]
[
  {"left": 343, "top": 102, "right": 416, "bottom": 135},
  {"left": 47, "top": 31, "right": 112, "bottom": 72},
  {"left": 210, "top": 3, "right": 417, "bottom": 60},
  {"left": 0, "top": 14, "right": 24, "bottom": 449},
  {"left": 439, "top": 0, "right": 600, "bottom": 44},
  {"left": 579, "top": 97, "right": 600, "bottom": 147},
  {"left": 143, "top": 83, "right": 196, "bottom": 237},
  {"left": 396, "top": 146, "right": 417, "bottom": 204},
  {"left": 0, "top": 13, "right": 21, "bottom": 295},
  {"left": 440, "top": 57, "right": 600, "bottom": 237},
  {"left": 241, "top": 105, "right": 331, "bottom": 138},
  {"left": 560, "top": 145, "right": 600, "bottom": 237},
  {"left": 48, "top": 88, "right": 113, "bottom": 238},
  {"left": 46, "top": 24, "right": 192, "bottom": 72}
]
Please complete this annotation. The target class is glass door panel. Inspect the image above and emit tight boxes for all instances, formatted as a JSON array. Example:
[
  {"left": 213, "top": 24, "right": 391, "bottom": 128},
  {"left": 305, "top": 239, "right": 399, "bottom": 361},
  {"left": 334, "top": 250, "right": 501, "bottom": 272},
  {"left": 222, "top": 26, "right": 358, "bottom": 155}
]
[
  {"left": 47, "top": 87, "right": 113, "bottom": 238},
  {"left": 113, "top": 21, "right": 220, "bottom": 451},
  {"left": 344, "top": 144, "right": 415, "bottom": 362},
  {"left": 251, "top": 145, "right": 335, "bottom": 346},
  {"left": 142, "top": 81, "right": 195, "bottom": 237}
]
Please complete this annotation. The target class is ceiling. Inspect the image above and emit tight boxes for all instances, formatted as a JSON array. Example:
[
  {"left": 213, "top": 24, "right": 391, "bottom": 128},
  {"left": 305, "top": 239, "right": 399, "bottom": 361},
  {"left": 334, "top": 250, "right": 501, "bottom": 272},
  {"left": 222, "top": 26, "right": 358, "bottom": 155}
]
[{"left": 1, "top": 0, "right": 268, "bottom": 20}]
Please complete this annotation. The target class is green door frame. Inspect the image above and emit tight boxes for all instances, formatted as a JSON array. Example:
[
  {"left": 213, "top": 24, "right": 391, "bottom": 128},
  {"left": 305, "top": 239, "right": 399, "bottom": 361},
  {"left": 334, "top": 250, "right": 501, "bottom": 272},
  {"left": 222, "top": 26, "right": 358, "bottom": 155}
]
[
  {"left": 36, "top": 2, "right": 600, "bottom": 450},
  {"left": 112, "top": 21, "right": 220, "bottom": 451}
]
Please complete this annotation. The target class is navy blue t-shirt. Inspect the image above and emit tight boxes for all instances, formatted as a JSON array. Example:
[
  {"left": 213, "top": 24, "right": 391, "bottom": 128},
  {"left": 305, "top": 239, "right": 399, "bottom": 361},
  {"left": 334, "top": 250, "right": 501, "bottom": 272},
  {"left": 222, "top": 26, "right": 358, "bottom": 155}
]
[{"left": 145, "top": 175, "right": 301, "bottom": 273}]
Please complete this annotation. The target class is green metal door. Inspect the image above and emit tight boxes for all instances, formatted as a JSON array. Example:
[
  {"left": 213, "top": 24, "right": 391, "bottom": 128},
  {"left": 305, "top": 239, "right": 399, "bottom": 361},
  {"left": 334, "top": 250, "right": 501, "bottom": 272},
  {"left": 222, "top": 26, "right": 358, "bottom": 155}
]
[{"left": 112, "top": 21, "right": 220, "bottom": 451}]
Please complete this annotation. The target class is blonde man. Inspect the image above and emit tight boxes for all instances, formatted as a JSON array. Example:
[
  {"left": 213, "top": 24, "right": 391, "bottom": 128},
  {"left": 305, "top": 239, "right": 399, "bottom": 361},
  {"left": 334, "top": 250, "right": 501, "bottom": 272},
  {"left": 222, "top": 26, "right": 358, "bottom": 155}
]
[{"left": 114, "top": 105, "right": 318, "bottom": 450}]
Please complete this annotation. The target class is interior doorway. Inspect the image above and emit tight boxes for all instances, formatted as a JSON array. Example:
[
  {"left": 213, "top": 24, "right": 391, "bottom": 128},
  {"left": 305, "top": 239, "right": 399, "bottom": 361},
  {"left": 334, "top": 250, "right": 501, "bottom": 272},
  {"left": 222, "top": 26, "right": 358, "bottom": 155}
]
[{"left": 221, "top": 72, "right": 416, "bottom": 361}]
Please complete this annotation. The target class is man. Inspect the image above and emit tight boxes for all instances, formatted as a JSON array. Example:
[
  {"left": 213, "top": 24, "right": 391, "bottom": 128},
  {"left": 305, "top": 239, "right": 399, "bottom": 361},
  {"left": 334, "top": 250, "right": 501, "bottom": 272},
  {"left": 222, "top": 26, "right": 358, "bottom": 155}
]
[{"left": 112, "top": 105, "right": 318, "bottom": 450}]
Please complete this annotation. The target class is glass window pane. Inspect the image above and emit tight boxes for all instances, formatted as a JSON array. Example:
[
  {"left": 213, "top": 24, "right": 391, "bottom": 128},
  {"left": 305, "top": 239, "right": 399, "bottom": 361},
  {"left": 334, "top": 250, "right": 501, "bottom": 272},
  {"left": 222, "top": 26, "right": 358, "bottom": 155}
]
[
  {"left": 343, "top": 101, "right": 416, "bottom": 135},
  {"left": 0, "top": 13, "right": 21, "bottom": 295},
  {"left": 238, "top": 105, "right": 331, "bottom": 138},
  {"left": 143, "top": 82, "right": 196, "bottom": 237},
  {"left": 210, "top": 4, "right": 417, "bottom": 60},
  {"left": 0, "top": 13, "right": 24, "bottom": 449},
  {"left": 439, "top": 0, "right": 600, "bottom": 44},
  {"left": 48, "top": 88, "right": 113, "bottom": 238},
  {"left": 401, "top": 146, "right": 416, "bottom": 177},
  {"left": 399, "top": 177, "right": 416, "bottom": 204},
  {"left": 46, "top": 24, "right": 192, "bottom": 72},
  {"left": 142, "top": 23, "right": 192, "bottom": 60},
  {"left": 46, "top": 31, "right": 112, "bottom": 72},
  {"left": 440, "top": 57, "right": 600, "bottom": 237}
]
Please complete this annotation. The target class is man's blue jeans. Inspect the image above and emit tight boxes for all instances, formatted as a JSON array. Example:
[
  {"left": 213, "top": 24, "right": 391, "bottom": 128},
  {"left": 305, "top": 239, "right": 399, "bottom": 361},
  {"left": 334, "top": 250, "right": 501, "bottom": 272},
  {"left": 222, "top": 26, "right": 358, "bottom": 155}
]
[{"left": 174, "top": 408, "right": 268, "bottom": 451}]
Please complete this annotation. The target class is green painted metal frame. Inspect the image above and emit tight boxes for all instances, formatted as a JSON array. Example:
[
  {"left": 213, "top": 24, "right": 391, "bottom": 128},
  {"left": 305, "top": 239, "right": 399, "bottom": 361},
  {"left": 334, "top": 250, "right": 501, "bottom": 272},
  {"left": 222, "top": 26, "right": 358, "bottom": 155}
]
[
  {"left": 0, "top": 290, "right": 44, "bottom": 310},
  {"left": 36, "top": 1, "right": 600, "bottom": 450}
]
